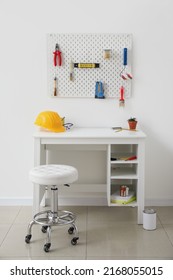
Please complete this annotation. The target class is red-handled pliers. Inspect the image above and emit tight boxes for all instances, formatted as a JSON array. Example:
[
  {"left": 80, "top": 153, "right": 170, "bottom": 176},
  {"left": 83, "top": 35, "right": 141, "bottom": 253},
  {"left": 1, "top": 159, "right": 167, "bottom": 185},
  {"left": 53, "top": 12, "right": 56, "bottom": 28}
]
[{"left": 53, "top": 44, "right": 62, "bottom": 66}]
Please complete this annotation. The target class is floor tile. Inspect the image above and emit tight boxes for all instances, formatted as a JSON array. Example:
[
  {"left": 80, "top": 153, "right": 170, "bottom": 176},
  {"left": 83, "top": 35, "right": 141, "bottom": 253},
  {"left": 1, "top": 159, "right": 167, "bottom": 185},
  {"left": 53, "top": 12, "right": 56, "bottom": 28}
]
[
  {"left": 0, "top": 206, "right": 21, "bottom": 224},
  {"left": 163, "top": 225, "right": 173, "bottom": 245},
  {"left": 1, "top": 206, "right": 173, "bottom": 260},
  {"left": 155, "top": 207, "right": 173, "bottom": 225},
  {"left": 13, "top": 206, "right": 33, "bottom": 224},
  {"left": 86, "top": 223, "right": 173, "bottom": 259},
  {"left": 0, "top": 218, "right": 86, "bottom": 259},
  {"left": 0, "top": 224, "right": 11, "bottom": 246},
  {"left": 88, "top": 206, "right": 137, "bottom": 225}
]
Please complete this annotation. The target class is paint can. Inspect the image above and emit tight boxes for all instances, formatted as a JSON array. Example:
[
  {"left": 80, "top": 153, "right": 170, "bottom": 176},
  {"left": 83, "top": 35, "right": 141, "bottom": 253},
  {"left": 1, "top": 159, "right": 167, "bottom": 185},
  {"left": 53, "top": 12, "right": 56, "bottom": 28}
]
[
  {"left": 143, "top": 208, "right": 156, "bottom": 230},
  {"left": 120, "top": 185, "right": 126, "bottom": 196}
]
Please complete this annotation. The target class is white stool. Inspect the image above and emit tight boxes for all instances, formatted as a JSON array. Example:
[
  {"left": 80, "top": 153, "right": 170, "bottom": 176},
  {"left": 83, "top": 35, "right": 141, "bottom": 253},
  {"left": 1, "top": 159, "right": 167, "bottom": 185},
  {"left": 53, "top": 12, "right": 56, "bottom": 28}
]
[{"left": 25, "top": 164, "right": 79, "bottom": 252}]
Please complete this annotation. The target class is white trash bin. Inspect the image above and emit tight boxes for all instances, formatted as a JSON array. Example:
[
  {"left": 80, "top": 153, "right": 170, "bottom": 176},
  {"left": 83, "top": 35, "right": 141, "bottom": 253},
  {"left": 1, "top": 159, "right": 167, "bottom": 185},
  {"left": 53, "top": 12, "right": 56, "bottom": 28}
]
[{"left": 143, "top": 208, "right": 156, "bottom": 230}]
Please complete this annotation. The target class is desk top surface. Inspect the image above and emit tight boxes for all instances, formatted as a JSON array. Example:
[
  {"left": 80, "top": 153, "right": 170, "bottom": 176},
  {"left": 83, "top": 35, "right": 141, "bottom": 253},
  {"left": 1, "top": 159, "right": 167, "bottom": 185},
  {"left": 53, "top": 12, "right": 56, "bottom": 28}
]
[{"left": 34, "top": 127, "right": 146, "bottom": 139}]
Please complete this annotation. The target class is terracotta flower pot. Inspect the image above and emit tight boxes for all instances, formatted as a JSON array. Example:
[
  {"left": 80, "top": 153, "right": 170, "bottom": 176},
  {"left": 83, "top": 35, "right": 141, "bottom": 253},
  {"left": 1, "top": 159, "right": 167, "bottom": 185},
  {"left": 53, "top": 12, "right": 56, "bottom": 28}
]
[{"left": 128, "top": 121, "right": 137, "bottom": 130}]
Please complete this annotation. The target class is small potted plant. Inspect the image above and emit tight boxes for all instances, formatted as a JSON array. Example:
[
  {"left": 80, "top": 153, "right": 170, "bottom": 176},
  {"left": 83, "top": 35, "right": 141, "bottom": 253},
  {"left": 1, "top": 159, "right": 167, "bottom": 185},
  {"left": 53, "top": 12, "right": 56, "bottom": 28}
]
[{"left": 128, "top": 117, "right": 137, "bottom": 130}]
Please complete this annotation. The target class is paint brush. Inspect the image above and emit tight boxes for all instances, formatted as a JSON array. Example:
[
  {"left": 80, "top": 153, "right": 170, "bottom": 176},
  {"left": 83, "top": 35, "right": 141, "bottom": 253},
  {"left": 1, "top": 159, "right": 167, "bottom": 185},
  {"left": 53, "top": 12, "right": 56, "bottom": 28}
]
[{"left": 119, "top": 86, "right": 125, "bottom": 107}]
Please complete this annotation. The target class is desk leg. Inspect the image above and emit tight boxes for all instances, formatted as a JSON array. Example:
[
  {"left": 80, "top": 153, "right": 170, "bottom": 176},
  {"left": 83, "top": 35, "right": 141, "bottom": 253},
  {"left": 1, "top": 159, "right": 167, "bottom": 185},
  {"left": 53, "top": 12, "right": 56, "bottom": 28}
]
[
  {"left": 33, "top": 184, "right": 46, "bottom": 214},
  {"left": 33, "top": 138, "right": 46, "bottom": 215},
  {"left": 137, "top": 141, "right": 145, "bottom": 224}
]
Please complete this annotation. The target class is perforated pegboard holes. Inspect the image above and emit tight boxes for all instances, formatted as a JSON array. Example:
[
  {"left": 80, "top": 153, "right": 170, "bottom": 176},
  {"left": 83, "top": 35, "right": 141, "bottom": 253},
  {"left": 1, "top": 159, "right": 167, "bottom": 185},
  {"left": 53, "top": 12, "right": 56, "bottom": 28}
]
[{"left": 47, "top": 33, "right": 132, "bottom": 98}]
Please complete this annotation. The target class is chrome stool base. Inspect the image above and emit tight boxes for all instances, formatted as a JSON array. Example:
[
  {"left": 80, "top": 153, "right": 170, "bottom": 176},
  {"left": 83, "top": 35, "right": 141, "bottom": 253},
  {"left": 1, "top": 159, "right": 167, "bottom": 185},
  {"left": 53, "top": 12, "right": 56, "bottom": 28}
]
[{"left": 25, "top": 185, "right": 79, "bottom": 252}]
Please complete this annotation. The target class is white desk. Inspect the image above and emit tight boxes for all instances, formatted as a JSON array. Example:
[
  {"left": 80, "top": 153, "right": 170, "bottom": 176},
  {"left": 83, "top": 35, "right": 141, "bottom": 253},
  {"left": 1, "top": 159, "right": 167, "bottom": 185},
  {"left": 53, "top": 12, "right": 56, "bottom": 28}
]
[{"left": 33, "top": 127, "right": 146, "bottom": 224}]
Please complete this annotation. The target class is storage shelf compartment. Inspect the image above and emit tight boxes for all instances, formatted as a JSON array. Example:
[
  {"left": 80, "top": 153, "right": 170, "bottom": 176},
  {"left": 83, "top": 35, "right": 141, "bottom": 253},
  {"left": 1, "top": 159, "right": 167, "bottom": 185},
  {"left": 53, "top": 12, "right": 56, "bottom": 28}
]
[
  {"left": 110, "top": 179, "right": 137, "bottom": 206},
  {"left": 111, "top": 164, "right": 138, "bottom": 178},
  {"left": 111, "top": 152, "right": 138, "bottom": 164},
  {"left": 111, "top": 144, "right": 138, "bottom": 154}
]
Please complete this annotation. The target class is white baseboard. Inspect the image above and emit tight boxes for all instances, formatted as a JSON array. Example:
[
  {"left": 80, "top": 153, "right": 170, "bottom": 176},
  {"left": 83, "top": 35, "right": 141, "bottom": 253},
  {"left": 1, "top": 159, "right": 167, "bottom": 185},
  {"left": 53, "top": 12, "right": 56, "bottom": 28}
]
[
  {"left": 0, "top": 197, "right": 173, "bottom": 207},
  {"left": 145, "top": 199, "right": 173, "bottom": 206},
  {"left": 58, "top": 196, "right": 107, "bottom": 206},
  {"left": 0, "top": 198, "right": 32, "bottom": 206}
]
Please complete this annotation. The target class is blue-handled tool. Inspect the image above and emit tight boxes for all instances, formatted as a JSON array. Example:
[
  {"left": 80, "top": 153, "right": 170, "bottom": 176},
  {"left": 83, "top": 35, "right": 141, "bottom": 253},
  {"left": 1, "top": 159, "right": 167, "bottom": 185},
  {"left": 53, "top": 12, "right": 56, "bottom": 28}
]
[
  {"left": 120, "top": 48, "right": 132, "bottom": 80},
  {"left": 95, "top": 81, "right": 105, "bottom": 99},
  {"left": 123, "top": 48, "right": 128, "bottom": 66}
]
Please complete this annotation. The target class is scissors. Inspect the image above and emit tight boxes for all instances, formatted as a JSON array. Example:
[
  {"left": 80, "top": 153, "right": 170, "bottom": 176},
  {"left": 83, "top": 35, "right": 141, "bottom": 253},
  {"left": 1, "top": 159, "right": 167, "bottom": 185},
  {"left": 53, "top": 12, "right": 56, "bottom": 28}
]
[
  {"left": 112, "top": 127, "right": 137, "bottom": 132},
  {"left": 64, "top": 123, "right": 73, "bottom": 130}
]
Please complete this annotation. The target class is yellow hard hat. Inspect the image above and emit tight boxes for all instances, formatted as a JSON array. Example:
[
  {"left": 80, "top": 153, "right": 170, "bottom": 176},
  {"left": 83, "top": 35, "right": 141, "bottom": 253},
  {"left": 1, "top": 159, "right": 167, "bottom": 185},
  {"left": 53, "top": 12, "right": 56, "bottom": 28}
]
[{"left": 34, "top": 111, "right": 65, "bottom": 132}]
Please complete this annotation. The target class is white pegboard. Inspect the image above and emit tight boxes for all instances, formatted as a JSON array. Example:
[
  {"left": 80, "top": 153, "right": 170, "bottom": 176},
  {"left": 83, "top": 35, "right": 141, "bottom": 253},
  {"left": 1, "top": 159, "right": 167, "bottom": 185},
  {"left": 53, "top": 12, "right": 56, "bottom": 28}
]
[{"left": 47, "top": 33, "right": 132, "bottom": 98}]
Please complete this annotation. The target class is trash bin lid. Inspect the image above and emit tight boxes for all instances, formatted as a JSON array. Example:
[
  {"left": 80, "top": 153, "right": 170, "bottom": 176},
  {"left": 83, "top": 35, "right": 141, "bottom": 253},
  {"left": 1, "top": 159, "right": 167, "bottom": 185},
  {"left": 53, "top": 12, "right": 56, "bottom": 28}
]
[{"left": 143, "top": 208, "right": 156, "bottom": 214}]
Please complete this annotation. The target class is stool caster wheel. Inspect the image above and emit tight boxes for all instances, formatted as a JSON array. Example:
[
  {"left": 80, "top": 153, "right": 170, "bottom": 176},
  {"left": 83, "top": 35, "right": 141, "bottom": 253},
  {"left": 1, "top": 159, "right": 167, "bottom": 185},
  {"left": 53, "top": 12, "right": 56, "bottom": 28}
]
[
  {"left": 41, "top": 226, "right": 48, "bottom": 233},
  {"left": 68, "top": 226, "right": 74, "bottom": 234},
  {"left": 71, "top": 237, "right": 79, "bottom": 245},
  {"left": 44, "top": 243, "right": 51, "bottom": 252},
  {"left": 25, "top": 234, "right": 32, "bottom": 244}
]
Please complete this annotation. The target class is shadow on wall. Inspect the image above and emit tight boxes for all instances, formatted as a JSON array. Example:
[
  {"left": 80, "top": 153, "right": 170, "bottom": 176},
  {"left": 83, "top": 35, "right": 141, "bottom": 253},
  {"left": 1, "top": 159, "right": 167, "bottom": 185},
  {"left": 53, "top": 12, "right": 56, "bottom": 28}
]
[{"left": 143, "top": 125, "right": 173, "bottom": 206}]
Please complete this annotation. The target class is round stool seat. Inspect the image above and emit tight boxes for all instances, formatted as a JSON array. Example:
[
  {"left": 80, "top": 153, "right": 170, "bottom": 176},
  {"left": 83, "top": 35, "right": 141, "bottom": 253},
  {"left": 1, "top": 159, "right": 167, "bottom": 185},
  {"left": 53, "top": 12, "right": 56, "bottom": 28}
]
[{"left": 29, "top": 164, "right": 78, "bottom": 186}]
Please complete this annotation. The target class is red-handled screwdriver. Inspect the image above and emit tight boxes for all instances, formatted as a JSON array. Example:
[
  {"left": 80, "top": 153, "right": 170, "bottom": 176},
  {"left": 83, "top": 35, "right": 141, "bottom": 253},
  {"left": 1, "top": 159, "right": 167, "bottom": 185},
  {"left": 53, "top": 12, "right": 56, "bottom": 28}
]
[{"left": 125, "top": 156, "right": 137, "bottom": 161}]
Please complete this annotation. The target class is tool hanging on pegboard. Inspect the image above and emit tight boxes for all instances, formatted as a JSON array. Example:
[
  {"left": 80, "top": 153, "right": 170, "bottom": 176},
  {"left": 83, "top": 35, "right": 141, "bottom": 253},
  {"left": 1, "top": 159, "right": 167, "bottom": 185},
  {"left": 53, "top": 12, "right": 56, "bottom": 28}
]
[
  {"left": 74, "top": 63, "right": 100, "bottom": 68},
  {"left": 119, "top": 86, "right": 125, "bottom": 107},
  {"left": 120, "top": 48, "right": 132, "bottom": 80},
  {"left": 53, "top": 43, "right": 62, "bottom": 66},
  {"left": 95, "top": 81, "right": 105, "bottom": 99},
  {"left": 53, "top": 75, "right": 58, "bottom": 96},
  {"left": 118, "top": 48, "right": 132, "bottom": 107},
  {"left": 70, "top": 60, "right": 74, "bottom": 81}
]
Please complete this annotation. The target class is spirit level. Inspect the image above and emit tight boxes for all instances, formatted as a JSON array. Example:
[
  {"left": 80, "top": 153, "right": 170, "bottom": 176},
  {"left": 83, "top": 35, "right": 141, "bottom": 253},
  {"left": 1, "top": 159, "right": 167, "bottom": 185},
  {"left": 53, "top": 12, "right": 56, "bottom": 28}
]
[{"left": 74, "top": 63, "right": 100, "bottom": 68}]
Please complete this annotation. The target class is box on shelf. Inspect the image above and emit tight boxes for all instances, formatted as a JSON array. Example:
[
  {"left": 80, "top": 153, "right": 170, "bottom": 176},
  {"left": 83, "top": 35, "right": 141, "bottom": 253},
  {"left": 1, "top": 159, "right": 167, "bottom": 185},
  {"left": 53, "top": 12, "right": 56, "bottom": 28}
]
[{"left": 111, "top": 190, "right": 136, "bottom": 204}]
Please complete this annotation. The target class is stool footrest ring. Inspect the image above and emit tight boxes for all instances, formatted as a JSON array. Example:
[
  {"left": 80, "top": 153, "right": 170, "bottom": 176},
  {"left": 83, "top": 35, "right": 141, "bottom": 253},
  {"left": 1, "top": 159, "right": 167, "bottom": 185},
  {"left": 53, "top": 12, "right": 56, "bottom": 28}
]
[{"left": 33, "top": 210, "right": 76, "bottom": 227}]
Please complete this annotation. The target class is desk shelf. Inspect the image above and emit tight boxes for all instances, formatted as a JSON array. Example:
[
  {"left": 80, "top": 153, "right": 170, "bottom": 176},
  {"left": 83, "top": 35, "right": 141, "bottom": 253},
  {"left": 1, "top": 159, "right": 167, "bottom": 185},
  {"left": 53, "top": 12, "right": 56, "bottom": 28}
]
[
  {"left": 111, "top": 165, "right": 138, "bottom": 178},
  {"left": 110, "top": 181, "right": 137, "bottom": 206},
  {"left": 107, "top": 143, "right": 144, "bottom": 222}
]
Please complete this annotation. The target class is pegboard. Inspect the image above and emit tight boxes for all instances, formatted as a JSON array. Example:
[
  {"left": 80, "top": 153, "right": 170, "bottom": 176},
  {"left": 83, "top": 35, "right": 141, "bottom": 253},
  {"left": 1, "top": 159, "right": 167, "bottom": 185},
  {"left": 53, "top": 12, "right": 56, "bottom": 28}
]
[{"left": 47, "top": 33, "right": 132, "bottom": 98}]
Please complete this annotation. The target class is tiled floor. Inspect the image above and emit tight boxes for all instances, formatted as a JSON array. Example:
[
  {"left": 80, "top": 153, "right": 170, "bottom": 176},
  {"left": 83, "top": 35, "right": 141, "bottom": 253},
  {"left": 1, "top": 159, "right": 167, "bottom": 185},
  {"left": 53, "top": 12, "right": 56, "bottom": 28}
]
[{"left": 0, "top": 206, "right": 173, "bottom": 259}]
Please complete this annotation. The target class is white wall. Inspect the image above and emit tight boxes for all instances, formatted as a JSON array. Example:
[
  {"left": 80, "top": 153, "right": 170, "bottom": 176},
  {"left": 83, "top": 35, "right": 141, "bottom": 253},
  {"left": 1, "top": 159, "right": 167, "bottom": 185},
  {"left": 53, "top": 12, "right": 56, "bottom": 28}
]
[{"left": 0, "top": 0, "right": 173, "bottom": 205}]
